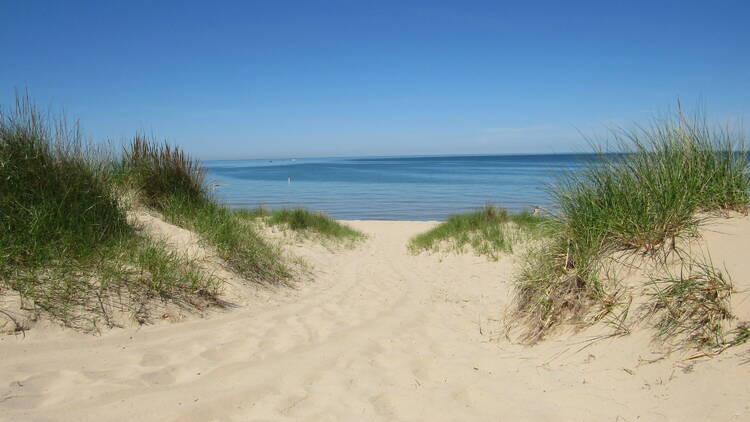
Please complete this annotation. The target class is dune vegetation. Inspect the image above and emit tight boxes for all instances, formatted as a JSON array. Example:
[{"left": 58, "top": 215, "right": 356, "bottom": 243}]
[
  {"left": 2, "top": 92, "right": 747, "bottom": 353},
  {"left": 0, "top": 96, "right": 221, "bottom": 330},
  {"left": 646, "top": 260, "right": 734, "bottom": 348},
  {"left": 0, "top": 95, "right": 360, "bottom": 331},
  {"left": 120, "top": 136, "right": 294, "bottom": 283},
  {"left": 248, "top": 207, "right": 364, "bottom": 241},
  {"left": 510, "top": 109, "right": 750, "bottom": 348},
  {"left": 409, "top": 205, "right": 548, "bottom": 260}
]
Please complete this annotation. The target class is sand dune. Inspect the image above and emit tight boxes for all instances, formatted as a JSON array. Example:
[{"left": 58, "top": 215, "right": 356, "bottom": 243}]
[{"left": 2, "top": 219, "right": 749, "bottom": 421}]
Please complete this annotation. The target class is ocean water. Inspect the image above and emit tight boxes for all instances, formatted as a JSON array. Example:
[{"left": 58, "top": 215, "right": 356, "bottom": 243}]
[{"left": 204, "top": 154, "right": 596, "bottom": 221}]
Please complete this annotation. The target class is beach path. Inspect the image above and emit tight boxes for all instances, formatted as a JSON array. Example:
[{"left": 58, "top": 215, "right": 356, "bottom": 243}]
[{"left": 2, "top": 220, "right": 749, "bottom": 421}]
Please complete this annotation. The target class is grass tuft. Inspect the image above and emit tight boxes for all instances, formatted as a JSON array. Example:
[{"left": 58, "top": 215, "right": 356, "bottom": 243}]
[
  {"left": 645, "top": 262, "right": 733, "bottom": 348},
  {"left": 120, "top": 137, "right": 294, "bottom": 285},
  {"left": 122, "top": 134, "right": 208, "bottom": 208},
  {"left": 0, "top": 93, "right": 131, "bottom": 270},
  {"left": 510, "top": 238, "right": 602, "bottom": 341},
  {"left": 727, "top": 322, "right": 750, "bottom": 347},
  {"left": 409, "top": 205, "right": 548, "bottom": 259},
  {"left": 0, "top": 95, "right": 220, "bottom": 330},
  {"left": 7, "top": 237, "right": 219, "bottom": 331},
  {"left": 159, "top": 196, "right": 293, "bottom": 284},
  {"left": 249, "top": 207, "right": 363, "bottom": 241},
  {"left": 511, "top": 107, "right": 749, "bottom": 342}
]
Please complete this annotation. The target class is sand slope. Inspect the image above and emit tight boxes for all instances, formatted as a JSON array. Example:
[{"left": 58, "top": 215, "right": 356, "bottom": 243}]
[{"left": 2, "top": 219, "right": 749, "bottom": 421}]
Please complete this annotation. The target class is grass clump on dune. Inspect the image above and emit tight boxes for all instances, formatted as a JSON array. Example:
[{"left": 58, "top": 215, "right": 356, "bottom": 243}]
[
  {"left": 247, "top": 207, "right": 364, "bottom": 241},
  {"left": 121, "top": 137, "right": 293, "bottom": 284},
  {"left": 645, "top": 261, "right": 734, "bottom": 348},
  {"left": 0, "top": 95, "right": 218, "bottom": 331},
  {"left": 512, "top": 236, "right": 598, "bottom": 338},
  {"left": 409, "top": 205, "right": 548, "bottom": 260},
  {"left": 512, "top": 108, "right": 749, "bottom": 343},
  {"left": 0, "top": 95, "right": 131, "bottom": 269},
  {"left": 8, "top": 238, "right": 219, "bottom": 331},
  {"left": 555, "top": 121, "right": 748, "bottom": 254},
  {"left": 0, "top": 94, "right": 347, "bottom": 330},
  {"left": 160, "top": 197, "right": 293, "bottom": 284},
  {"left": 122, "top": 134, "right": 209, "bottom": 207}
]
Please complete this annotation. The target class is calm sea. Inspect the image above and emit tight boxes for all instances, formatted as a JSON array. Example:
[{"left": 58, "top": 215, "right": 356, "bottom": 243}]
[{"left": 203, "top": 154, "right": 596, "bottom": 221}]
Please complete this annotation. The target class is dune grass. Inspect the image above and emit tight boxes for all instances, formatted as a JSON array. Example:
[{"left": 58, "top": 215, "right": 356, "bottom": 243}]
[
  {"left": 118, "top": 136, "right": 294, "bottom": 284},
  {"left": 511, "top": 109, "right": 750, "bottom": 343},
  {"left": 409, "top": 205, "right": 548, "bottom": 259},
  {"left": 121, "top": 134, "right": 209, "bottom": 207},
  {"left": 0, "top": 95, "right": 131, "bottom": 270},
  {"left": 645, "top": 261, "right": 734, "bottom": 348},
  {"left": 0, "top": 95, "right": 219, "bottom": 330},
  {"left": 7, "top": 237, "right": 220, "bottom": 331},
  {"left": 0, "top": 96, "right": 359, "bottom": 331},
  {"left": 728, "top": 323, "right": 750, "bottom": 347},
  {"left": 159, "top": 196, "right": 293, "bottom": 284},
  {"left": 246, "top": 207, "right": 364, "bottom": 241}
]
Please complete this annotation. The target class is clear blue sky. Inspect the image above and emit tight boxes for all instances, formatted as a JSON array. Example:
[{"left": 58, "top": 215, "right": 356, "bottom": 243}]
[{"left": 2, "top": 1, "right": 748, "bottom": 159}]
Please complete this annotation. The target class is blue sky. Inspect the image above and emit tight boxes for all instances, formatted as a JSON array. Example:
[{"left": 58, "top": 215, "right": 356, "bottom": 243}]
[{"left": 1, "top": 1, "right": 749, "bottom": 159}]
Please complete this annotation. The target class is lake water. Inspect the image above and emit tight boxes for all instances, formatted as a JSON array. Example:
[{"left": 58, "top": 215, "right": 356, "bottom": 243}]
[{"left": 204, "top": 154, "right": 596, "bottom": 220}]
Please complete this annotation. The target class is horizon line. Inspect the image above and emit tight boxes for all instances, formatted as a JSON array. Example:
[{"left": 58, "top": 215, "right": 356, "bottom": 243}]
[{"left": 201, "top": 150, "right": 606, "bottom": 162}]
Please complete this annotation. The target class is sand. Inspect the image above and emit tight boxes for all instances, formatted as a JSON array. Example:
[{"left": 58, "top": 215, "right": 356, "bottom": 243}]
[{"left": 1, "top": 218, "right": 749, "bottom": 421}]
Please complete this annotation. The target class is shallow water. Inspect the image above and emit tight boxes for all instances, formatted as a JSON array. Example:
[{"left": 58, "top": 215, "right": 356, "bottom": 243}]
[{"left": 204, "top": 154, "right": 595, "bottom": 220}]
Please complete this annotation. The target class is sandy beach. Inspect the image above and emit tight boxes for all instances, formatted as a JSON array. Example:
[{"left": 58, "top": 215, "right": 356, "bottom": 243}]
[
  {"left": 2, "top": 217, "right": 749, "bottom": 421},
  {"left": 3, "top": 2, "right": 749, "bottom": 420}
]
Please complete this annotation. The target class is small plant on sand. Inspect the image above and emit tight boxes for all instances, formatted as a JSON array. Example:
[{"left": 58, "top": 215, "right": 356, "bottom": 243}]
[
  {"left": 409, "top": 205, "right": 548, "bottom": 260},
  {"left": 645, "top": 261, "right": 733, "bottom": 348},
  {"left": 511, "top": 107, "right": 749, "bottom": 342},
  {"left": 727, "top": 322, "right": 750, "bottom": 347}
]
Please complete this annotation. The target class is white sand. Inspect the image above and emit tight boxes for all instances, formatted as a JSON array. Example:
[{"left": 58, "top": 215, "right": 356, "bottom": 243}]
[{"left": 1, "top": 218, "right": 749, "bottom": 421}]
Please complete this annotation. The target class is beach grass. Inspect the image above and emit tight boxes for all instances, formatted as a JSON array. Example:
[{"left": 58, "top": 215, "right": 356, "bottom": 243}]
[
  {"left": 159, "top": 196, "right": 294, "bottom": 284},
  {"left": 0, "top": 95, "right": 219, "bottom": 330},
  {"left": 121, "top": 134, "right": 209, "bottom": 208},
  {"left": 120, "top": 137, "right": 359, "bottom": 243},
  {"left": 511, "top": 109, "right": 750, "bottom": 342},
  {"left": 0, "top": 94, "right": 131, "bottom": 270},
  {"left": 728, "top": 323, "right": 750, "bottom": 347},
  {"left": 119, "top": 137, "right": 294, "bottom": 284},
  {"left": 645, "top": 261, "right": 733, "bottom": 348},
  {"left": 7, "top": 237, "right": 220, "bottom": 331},
  {"left": 245, "top": 207, "right": 364, "bottom": 241},
  {"left": 409, "top": 205, "right": 549, "bottom": 259}
]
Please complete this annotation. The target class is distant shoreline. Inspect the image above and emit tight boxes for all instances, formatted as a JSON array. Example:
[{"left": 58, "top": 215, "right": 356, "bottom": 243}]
[{"left": 203, "top": 151, "right": 608, "bottom": 163}]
